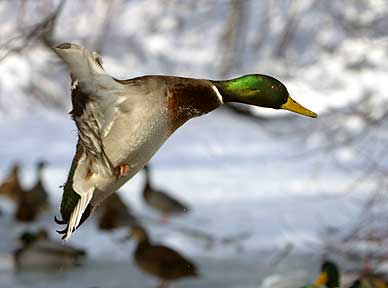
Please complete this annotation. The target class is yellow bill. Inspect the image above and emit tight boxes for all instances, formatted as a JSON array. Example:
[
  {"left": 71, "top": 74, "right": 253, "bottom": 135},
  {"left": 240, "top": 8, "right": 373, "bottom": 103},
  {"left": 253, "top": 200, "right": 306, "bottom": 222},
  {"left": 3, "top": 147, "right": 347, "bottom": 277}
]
[
  {"left": 281, "top": 96, "right": 318, "bottom": 118},
  {"left": 314, "top": 272, "right": 328, "bottom": 287}
]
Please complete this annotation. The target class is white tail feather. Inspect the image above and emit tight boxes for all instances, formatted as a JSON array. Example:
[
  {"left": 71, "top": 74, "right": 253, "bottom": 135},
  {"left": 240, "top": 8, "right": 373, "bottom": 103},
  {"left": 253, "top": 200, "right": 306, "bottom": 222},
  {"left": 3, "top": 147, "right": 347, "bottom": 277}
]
[{"left": 64, "top": 189, "right": 93, "bottom": 241}]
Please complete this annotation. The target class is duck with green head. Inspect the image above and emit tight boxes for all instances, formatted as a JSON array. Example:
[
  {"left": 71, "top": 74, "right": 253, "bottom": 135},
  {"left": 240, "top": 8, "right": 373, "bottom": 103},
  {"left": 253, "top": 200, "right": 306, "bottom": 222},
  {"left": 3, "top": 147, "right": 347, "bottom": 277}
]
[
  {"left": 54, "top": 43, "right": 317, "bottom": 240},
  {"left": 14, "top": 229, "right": 86, "bottom": 269},
  {"left": 303, "top": 261, "right": 340, "bottom": 288}
]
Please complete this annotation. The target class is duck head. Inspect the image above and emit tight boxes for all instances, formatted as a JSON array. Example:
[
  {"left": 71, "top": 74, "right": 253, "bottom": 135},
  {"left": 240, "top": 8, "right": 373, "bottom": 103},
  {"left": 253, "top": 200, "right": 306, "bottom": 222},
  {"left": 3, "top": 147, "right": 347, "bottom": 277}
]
[
  {"left": 212, "top": 74, "right": 317, "bottom": 118},
  {"left": 19, "top": 232, "right": 36, "bottom": 246},
  {"left": 315, "top": 261, "right": 340, "bottom": 288},
  {"left": 18, "top": 229, "right": 48, "bottom": 246}
]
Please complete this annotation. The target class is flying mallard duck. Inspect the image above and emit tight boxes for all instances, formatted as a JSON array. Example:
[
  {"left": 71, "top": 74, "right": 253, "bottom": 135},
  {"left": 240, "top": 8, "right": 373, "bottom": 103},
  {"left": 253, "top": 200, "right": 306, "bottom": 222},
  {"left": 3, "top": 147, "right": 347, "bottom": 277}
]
[
  {"left": 54, "top": 43, "right": 317, "bottom": 240},
  {"left": 128, "top": 225, "right": 198, "bottom": 288},
  {"left": 303, "top": 260, "right": 340, "bottom": 288},
  {"left": 15, "top": 161, "right": 50, "bottom": 222},
  {"left": 97, "top": 192, "right": 138, "bottom": 230},
  {"left": 0, "top": 162, "right": 23, "bottom": 202},
  {"left": 14, "top": 228, "right": 86, "bottom": 269},
  {"left": 142, "top": 164, "right": 189, "bottom": 221}
]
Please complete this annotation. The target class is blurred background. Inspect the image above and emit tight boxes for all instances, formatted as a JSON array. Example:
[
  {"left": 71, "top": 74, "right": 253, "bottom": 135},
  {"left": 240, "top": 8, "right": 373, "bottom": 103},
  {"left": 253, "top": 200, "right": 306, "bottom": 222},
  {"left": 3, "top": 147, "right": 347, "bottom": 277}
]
[{"left": 0, "top": 0, "right": 388, "bottom": 287}]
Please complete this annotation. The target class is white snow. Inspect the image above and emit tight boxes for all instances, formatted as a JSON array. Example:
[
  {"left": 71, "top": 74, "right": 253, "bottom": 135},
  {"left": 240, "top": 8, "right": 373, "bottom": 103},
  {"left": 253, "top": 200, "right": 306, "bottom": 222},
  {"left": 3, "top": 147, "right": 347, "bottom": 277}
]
[
  {"left": 0, "top": 0, "right": 387, "bottom": 286},
  {"left": 0, "top": 110, "right": 365, "bottom": 287}
]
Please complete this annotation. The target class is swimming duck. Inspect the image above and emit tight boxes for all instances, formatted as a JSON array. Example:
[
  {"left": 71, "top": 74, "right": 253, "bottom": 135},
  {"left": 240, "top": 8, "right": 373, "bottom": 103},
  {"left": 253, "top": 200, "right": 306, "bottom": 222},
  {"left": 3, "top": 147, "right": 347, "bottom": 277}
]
[
  {"left": 0, "top": 163, "right": 24, "bottom": 202},
  {"left": 142, "top": 164, "right": 188, "bottom": 222},
  {"left": 54, "top": 43, "right": 317, "bottom": 240},
  {"left": 15, "top": 161, "right": 50, "bottom": 222},
  {"left": 303, "top": 261, "right": 340, "bottom": 288},
  {"left": 14, "top": 228, "right": 86, "bottom": 269},
  {"left": 97, "top": 192, "right": 138, "bottom": 230},
  {"left": 128, "top": 225, "right": 198, "bottom": 288}
]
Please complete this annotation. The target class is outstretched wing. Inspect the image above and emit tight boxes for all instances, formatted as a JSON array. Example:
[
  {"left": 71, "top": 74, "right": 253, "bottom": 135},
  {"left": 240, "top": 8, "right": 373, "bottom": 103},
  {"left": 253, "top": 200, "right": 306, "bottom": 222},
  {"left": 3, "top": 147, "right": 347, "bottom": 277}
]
[
  {"left": 55, "top": 44, "right": 129, "bottom": 239},
  {"left": 55, "top": 140, "right": 93, "bottom": 238},
  {"left": 56, "top": 77, "right": 125, "bottom": 239}
]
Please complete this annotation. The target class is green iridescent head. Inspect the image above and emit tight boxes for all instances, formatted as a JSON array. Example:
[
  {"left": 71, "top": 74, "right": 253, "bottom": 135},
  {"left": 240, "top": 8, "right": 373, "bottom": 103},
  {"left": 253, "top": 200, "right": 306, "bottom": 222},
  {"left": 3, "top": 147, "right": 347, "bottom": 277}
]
[
  {"left": 315, "top": 261, "right": 340, "bottom": 288},
  {"left": 212, "top": 74, "right": 317, "bottom": 118},
  {"left": 19, "top": 232, "right": 36, "bottom": 245}
]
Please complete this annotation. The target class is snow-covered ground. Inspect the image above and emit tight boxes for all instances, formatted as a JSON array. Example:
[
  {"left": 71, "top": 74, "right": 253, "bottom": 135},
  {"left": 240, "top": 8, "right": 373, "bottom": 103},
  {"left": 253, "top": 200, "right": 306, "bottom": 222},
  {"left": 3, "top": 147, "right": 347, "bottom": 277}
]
[{"left": 0, "top": 110, "right": 366, "bottom": 287}]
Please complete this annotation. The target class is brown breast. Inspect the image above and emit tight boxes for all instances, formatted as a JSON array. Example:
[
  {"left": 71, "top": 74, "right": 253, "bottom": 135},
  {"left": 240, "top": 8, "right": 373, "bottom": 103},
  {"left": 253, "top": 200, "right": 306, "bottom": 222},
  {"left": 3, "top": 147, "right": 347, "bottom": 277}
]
[{"left": 166, "top": 78, "right": 221, "bottom": 132}]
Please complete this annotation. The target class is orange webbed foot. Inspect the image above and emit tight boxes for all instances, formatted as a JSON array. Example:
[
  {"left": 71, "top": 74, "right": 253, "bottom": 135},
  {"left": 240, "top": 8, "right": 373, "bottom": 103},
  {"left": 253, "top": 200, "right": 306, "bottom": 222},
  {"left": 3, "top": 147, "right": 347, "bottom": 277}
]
[{"left": 114, "top": 163, "right": 129, "bottom": 178}]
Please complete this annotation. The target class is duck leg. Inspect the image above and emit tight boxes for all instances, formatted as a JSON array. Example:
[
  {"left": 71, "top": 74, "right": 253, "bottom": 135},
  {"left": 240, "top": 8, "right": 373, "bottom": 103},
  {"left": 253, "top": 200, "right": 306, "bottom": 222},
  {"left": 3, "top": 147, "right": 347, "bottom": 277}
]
[
  {"left": 114, "top": 163, "right": 129, "bottom": 178},
  {"left": 99, "top": 146, "right": 129, "bottom": 178}
]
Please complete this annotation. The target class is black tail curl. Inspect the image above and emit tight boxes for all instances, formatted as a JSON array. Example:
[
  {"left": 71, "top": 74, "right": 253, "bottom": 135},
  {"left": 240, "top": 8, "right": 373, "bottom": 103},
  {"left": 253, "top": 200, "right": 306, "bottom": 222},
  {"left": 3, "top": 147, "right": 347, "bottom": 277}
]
[{"left": 54, "top": 204, "right": 93, "bottom": 240}]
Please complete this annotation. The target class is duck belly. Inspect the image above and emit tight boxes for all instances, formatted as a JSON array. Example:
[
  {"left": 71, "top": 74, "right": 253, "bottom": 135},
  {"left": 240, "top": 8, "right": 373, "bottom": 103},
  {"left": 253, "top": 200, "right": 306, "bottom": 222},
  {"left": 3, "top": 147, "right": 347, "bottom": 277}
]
[{"left": 92, "top": 104, "right": 170, "bottom": 206}]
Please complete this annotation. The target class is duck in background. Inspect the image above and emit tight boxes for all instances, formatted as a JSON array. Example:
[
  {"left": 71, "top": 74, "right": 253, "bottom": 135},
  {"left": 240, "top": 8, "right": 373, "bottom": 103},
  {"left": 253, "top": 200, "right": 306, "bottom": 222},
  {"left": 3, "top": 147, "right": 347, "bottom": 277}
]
[
  {"left": 97, "top": 192, "right": 138, "bottom": 230},
  {"left": 14, "top": 195, "right": 37, "bottom": 222},
  {"left": 302, "top": 260, "right": 340, "bottom": 288},
  {"left": 18, "top": 229, "right": 49, "bottom": 246},
  {"left": 0, "top": 163, "right": 24, "bottom": 202},
  {"left": 14, "top": 228, "right": 86, "bottom": 269},
  {"left": 127, "top": 225, "right": 198, "bottom": 288},
  {"left": 28, "top": 161, "right": 50, "bottom": 212},
  {"left": 142, "top": 165, "right": 189, "bottom": 222},
  {"left": 15, "top": 161, "right": 50, "bottom": 222}
]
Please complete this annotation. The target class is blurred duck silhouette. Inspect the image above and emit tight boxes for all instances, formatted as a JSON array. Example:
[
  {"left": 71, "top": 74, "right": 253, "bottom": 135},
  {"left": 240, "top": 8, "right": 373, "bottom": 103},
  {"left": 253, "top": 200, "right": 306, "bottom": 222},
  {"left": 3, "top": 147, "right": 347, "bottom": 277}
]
[
  {"left": 142, "top": 165, "right": 189, "bottom": 222},
  {"left": 14, "top": 228, "right": 86, "bottom": 269},
  {"left": 97, "top": 192, "right": 138, "bottom": 230},
  {"left": 0, "top": 163, "right": 24, "bottom": 202},
  {"left": 302, "top": 260, "right": 340, "bottom": 288},
  {"left": 128, "top": 225, "right": 198, "bottom": 288},
  {"left": 28, "top": 161, "right": 50, "bottom": 212},
  {"left": 15, "top": 161, "right": 50, "bottom": 222}
]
